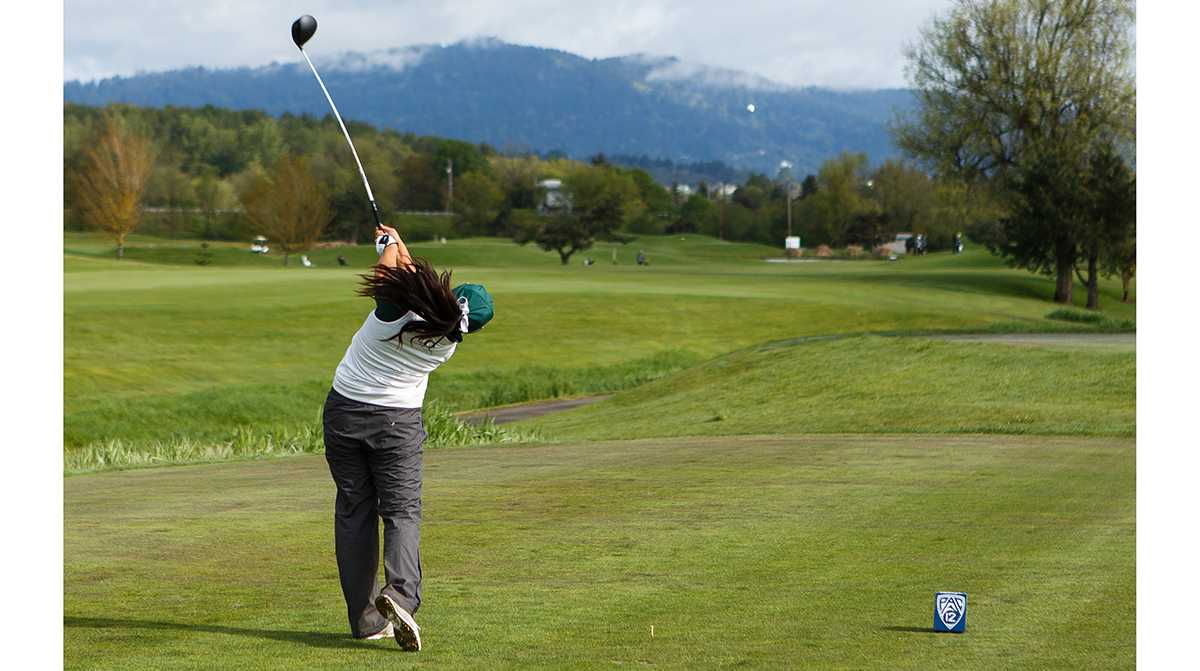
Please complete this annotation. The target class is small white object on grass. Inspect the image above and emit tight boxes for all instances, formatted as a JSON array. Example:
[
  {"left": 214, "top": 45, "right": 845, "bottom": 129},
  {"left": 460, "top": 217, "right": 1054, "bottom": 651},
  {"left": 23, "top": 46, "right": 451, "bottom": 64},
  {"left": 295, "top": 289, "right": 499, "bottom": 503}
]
[
  {"left": 746, "top": 103, "right": 756, "bottom": 113},
  {"left": 650, "top": 625, "right": 655, "bottom": 638}
]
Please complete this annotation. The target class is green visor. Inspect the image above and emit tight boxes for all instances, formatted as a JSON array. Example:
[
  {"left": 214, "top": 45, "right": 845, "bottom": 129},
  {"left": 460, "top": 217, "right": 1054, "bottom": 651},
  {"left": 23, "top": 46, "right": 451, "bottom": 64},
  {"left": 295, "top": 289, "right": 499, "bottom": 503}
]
[{"left": 452, "top": 283, "right": 494, "bottom": 334}]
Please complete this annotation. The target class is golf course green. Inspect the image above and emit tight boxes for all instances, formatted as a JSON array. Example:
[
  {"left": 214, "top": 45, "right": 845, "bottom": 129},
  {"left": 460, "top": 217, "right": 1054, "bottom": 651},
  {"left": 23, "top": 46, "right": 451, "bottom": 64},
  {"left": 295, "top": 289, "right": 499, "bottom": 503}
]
[
  {"left": 65, "top": 436, "right": 1133, "bottom": 670},
  {"left": 64, "top": 233, "right": 1135, "bottom": 668}
]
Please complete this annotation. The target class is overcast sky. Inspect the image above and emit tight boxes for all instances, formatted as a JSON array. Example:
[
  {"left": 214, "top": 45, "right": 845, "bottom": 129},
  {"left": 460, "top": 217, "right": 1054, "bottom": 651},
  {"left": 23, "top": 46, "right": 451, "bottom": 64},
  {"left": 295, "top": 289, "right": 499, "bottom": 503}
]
[{"left": 64, "top": 0, "right": 956, "bottom": 88}]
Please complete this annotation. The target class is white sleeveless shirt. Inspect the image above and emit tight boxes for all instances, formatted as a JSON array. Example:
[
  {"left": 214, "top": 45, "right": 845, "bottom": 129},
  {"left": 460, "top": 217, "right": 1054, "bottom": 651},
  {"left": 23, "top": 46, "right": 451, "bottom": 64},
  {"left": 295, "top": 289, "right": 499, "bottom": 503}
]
[{"left": 331, "top": 310, "right": 457, "bottom": 408}]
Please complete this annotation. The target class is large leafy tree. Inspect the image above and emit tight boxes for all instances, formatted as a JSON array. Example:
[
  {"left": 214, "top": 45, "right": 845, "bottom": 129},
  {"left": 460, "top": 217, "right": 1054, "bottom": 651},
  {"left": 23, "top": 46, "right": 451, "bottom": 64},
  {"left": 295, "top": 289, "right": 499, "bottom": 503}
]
[
  {"left": 396, "top": 153, "right": 446, "bottom": 212},
  {"left": 239, "top": 155, "right": 331, "bottom": 266},
  {"left": 512, "top": 209, "right": 593, "bottom": 266},
  {"left": 626, "top": 168, "right": 675, "bottom": 234},
  {"left": 68, "top": 113, "right": 157, "bottom": 258},
  {"left": 869, "top": 160, "right": 934, "bottom": 239},
  {"left": 1106, "top": 228, "right": 1136, "bottom": 304},
  {"left": 793, "top": 152, "right": 873, "bottom": 246},
  {"left": 194, "top": 166, "right": 233, "bottom": 239},
  {"left": 564, "top": 167, "right": 643, "bottom": 234},
  {"left": 454, "top": 171, "right": 504, "bottom": 235},
  {"left": 1082, "top": 144, "right": 1136, "bottom": 308},
  {"left": 673, "top": 193, "right": 716, "bottom": 234},
  {"left": 513, "top": 167, "right": 639, "bottom": 265},
  {"left": 894, "top": 0, "right": 1136, "bottom": 303}
]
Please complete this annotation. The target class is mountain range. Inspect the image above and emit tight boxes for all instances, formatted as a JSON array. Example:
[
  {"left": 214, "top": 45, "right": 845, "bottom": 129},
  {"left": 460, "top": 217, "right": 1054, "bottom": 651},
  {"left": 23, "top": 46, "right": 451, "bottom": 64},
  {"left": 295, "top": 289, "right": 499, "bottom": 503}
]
[{"left": 63, "top": 39, "right": 915, "bottom": 176}]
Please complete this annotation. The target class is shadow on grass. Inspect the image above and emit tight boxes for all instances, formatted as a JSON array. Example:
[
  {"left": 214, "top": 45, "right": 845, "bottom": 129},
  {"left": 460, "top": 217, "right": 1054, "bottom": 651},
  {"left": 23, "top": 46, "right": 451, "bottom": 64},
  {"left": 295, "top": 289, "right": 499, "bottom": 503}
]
[
  {"left": 64, "top": 616, "right": 389, "bottom": 652},
  {"left": 881, "top": 625, "right": 939, "bottom": 634},
  {"left": 830, "top": 269, "right": 1054, "bottom": 302}
]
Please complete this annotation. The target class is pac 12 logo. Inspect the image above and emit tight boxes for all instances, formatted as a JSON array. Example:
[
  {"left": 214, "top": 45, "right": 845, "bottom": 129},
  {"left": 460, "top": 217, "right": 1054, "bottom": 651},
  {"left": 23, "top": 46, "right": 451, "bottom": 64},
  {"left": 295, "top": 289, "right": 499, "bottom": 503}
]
[{"left": 934, "top": 592, "right": 967, "bottom": 633}]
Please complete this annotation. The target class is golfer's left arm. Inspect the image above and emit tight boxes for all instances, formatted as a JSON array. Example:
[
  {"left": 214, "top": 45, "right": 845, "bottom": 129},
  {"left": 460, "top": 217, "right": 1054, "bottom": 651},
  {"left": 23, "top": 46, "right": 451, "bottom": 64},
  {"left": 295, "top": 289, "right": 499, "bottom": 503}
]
[
  {"left": 376, "top": 225, "right": 414, "bottom": 272},
  {"left": 374, "top": 225, "right": 414, "bottom": 322}
]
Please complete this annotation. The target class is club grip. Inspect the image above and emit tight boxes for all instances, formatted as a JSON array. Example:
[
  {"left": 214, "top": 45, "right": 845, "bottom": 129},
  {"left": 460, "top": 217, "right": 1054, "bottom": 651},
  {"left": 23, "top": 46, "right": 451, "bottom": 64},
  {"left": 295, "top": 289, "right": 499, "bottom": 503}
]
[{"left": 369, "top": 200, "right": 382, "bottom": 228}]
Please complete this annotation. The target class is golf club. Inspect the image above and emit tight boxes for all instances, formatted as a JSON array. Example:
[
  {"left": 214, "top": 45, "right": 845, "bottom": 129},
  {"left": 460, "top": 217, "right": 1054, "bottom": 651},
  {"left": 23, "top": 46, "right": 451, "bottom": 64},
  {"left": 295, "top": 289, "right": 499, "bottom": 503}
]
[{"left": 291, "top": 14, "right": 382, "bottom": 229}]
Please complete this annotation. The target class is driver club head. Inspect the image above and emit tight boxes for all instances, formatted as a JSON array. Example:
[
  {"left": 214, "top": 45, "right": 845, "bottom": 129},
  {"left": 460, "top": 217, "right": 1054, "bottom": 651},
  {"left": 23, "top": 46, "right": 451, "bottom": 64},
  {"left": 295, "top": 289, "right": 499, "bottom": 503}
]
[{"left": 291, "top": 15, "right": 317, "bottom": 49}]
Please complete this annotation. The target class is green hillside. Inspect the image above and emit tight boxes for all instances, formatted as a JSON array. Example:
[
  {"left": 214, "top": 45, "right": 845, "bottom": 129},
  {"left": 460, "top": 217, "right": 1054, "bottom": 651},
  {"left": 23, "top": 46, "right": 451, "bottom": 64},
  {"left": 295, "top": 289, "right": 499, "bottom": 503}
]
[{"left": 524, "top": 334, "right": 1135, "bottom": 440}]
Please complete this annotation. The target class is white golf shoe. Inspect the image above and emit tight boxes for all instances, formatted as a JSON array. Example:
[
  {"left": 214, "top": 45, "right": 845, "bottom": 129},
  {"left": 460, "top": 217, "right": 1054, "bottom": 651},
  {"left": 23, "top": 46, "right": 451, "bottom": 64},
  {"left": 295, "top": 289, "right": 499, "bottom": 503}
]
[{"left": 374, "top": 593, "right": 421, "bottom": 652}]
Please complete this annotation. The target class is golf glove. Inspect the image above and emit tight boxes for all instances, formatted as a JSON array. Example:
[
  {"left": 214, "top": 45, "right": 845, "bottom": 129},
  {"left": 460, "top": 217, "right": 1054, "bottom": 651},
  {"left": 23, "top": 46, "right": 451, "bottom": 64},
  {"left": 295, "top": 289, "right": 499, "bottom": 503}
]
[{"left": 375, "top": 234, "right": 395, "bottom": 256}]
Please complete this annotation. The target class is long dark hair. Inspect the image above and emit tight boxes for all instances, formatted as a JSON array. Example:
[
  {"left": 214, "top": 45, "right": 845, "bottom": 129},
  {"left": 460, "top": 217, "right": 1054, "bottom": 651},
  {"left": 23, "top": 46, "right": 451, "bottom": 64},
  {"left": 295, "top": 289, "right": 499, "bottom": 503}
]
[{"left": 357, "top": 257, "right": 463, "bottom": 347}]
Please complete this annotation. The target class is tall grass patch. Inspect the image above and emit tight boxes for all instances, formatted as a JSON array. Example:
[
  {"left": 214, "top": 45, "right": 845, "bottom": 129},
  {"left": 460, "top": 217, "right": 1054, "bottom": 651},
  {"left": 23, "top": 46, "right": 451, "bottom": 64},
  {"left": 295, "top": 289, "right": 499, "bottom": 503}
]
[
  {"left": 65, "top": 403, "right": 539, "bottom": 474},
  {"left": 431, "top": 350, "right": 702, "bottom": 409}
]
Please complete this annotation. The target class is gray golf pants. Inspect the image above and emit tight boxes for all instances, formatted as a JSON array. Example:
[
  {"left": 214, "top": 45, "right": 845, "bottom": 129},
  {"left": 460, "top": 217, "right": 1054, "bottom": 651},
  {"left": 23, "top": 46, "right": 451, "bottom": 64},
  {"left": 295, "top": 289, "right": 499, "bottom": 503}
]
[{"left": 323, "top": 388, "right": 425, "bottom": 638}]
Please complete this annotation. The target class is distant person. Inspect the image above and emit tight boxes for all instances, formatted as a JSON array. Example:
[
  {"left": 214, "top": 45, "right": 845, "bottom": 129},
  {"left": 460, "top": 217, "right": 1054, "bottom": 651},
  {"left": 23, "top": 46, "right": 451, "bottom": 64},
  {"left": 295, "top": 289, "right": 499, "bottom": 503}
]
[
  {"left": 636, "top": 250, "right": 647, "bottom": 266},
  {"left": 337, "top": 255, "right": 348, "bottom": 267},
  {"left": 322, "top": 224, "right": 493, "bottom": 652},
  {"left": 583, "top": 257, "right": 594, "bottom": 267},
  {"left": 302, "top": 255, "right": 314, "bottom": 268}
]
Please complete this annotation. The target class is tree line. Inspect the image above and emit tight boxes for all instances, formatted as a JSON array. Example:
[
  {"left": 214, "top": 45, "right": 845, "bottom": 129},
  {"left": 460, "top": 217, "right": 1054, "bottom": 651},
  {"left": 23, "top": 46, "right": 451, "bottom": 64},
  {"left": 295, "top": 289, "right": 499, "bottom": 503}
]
[{"left": 62, "top": 104, "right": 999, "bottom": 258}]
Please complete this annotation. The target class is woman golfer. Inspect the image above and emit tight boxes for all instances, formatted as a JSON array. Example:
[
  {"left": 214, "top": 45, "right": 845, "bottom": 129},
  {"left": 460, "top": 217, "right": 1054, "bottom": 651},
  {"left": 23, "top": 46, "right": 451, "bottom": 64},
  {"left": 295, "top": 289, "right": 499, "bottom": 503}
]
[{"left": 323, "top": 224, "right": 493, "bottom": 651}]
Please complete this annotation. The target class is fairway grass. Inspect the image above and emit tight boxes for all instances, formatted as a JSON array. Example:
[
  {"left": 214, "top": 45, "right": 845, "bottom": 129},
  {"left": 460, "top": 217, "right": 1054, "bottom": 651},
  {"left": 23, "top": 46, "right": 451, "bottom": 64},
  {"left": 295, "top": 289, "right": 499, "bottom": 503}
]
[
  {"left": 65, "top": 235, "right": 1134, "bottom": 462},
  {"left": 64, "top": 434, "right": 1134, "bottom": 670},
  {"left": 64, "top": 234, "right": 1136, "bottom": 667}
]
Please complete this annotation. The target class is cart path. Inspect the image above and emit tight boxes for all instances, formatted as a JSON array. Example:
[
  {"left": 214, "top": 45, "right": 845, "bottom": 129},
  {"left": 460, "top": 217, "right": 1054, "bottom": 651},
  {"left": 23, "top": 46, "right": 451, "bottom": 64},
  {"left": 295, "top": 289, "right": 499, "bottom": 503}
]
[
  {"left": 458, "top": 395, "right": 612, "bottom": 425},
  {"left": 934, "top": 333, "right": 1135, "bottom": 351}
]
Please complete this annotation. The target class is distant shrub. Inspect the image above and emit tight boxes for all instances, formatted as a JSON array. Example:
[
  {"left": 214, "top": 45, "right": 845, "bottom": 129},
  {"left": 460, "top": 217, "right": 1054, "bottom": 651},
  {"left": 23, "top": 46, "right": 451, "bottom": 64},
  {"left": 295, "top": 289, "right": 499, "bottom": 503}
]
[
  {"left": 815, "top": 245, "right": 833, "bottom": 257},
  {"left": 627, "top": 213, "right": 667, "bottom": 235},
  {"left": 847, "top": 244, "right": 863, "bottom": 257},
  {"left": 1046, "top": 308, "right": 1106, "bottom": 324},
  {"left": 965, "top": 219, "right": 1006, "bottom": 250},
  {"left": 395, "top": 213, "right": 456, "bottom": 242},
  {"left": 194, "top": 242, "right": 213, "bottom": 266},
  {"left": 1040, "top": 308, "right": 1135, "bottom": 333}
]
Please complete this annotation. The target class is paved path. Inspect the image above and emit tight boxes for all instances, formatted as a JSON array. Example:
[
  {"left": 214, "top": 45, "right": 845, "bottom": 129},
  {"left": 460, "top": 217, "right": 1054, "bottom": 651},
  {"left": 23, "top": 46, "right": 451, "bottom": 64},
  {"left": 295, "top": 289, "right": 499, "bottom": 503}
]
[{"left": 934, "top": 333, "right": 1135, "bottom": 351}]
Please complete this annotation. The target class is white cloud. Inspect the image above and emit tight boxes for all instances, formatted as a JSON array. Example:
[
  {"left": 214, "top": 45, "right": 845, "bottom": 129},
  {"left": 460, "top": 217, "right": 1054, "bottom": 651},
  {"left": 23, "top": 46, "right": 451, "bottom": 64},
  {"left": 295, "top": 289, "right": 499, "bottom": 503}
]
[
  {"left": 643, "top": 60, "right": 787, "bottom": 91},
  {"left": 64, "top": 0, "right": 955, "bottom": 88},
  {"left": 323, "top": 46, "right": 430, "bottom": 73}
]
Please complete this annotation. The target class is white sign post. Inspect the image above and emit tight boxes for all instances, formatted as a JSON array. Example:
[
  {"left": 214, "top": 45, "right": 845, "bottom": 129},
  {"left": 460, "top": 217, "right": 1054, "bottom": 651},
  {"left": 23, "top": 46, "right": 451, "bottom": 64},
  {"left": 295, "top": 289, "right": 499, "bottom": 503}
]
[{"left": 785, "top": 236, "right": 801, "bottom": 258}]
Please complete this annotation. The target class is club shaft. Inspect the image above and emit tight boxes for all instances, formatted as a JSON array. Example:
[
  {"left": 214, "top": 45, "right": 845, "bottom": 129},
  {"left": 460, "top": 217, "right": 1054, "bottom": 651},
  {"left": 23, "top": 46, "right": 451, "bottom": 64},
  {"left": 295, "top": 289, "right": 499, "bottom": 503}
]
[{"left": 298, "top": 48, "right": 382, "bottom": 227}]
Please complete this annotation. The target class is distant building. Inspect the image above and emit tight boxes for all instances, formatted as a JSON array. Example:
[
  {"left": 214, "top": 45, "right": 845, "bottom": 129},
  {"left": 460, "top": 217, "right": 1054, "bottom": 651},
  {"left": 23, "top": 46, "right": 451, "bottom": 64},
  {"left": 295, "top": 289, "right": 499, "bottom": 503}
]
[{"left": 536, "top": 178, "right": 570, "bottom": 213}]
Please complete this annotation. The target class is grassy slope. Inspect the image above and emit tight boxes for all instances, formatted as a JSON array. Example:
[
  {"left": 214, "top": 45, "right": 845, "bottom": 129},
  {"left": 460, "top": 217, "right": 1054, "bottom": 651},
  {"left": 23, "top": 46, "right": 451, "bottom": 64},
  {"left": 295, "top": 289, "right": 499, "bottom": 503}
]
[
  {"left": 523, "top": 335, "right": 1136, "bottom": 441},
  {"left": 65, "top": 435, "right": 1134, "bottom": 670},
  {"left": 64, "top": 234, "right": 1137, "bottom": 668},
  {"left": 64, "top": 234, "right": 1134, "bottom": 451}
]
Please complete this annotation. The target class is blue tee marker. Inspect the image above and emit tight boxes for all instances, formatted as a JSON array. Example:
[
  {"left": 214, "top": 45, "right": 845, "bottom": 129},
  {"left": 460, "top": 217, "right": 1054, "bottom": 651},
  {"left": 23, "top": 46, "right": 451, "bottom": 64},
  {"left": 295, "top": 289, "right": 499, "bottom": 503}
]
[{"left": 934, "top": 592, "right": 967, "bottom": 633}]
